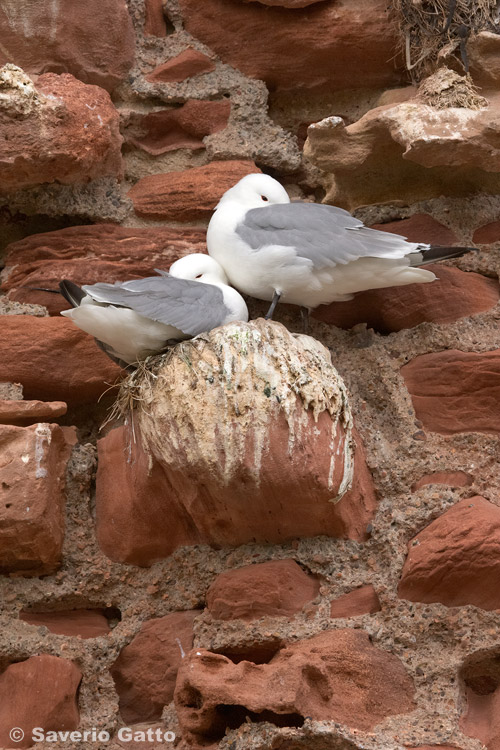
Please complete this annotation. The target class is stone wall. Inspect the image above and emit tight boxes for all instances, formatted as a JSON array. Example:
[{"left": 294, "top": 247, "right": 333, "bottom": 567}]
[{"left": 1, "top": 1, "right": 500, "bottom": 749}]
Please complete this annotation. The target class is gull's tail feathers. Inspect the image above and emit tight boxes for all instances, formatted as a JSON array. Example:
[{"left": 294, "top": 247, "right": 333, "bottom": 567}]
[{"left": 410, "top": 245, "right": 477, "bottom": 267}]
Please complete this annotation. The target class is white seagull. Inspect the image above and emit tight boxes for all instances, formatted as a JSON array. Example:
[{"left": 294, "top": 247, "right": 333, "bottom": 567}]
[
  {"left": 59, "top": 253, "right": 248, "bottom": 368},
  {"left": 207, "top": 173, "right": 475, "bottom": 324}
]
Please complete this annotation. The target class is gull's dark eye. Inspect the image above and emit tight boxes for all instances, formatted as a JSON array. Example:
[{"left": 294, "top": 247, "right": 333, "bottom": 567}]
[
  {"left": 195, "top": 274, "right": 203, "bottom": 279},
  {"left": 261, "top": 195, "right": 269, "bottom": 202}
]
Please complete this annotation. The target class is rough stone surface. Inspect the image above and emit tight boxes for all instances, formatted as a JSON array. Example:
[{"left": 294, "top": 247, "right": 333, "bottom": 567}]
[
  {"left": 0, "top": 0, "right": 135, "bottom": 92},
  {"left": 314, "top": 266, "right": 499, "bottom": 334},
  {"left": 369, "top": 215, "right": 459, "bottom": 245},
  {"left": 2, "top": 224, "right": 206, "bottom": 315},
  {"left": 0, "top": 382, "right": 23, "bottom": 400},
  {"left": 0, "top": 423, "right": 70, "bottom": 575},
  {"left": 110, "top": 610, "right": 199, "bottom": 723},
  {"left": 329, "top": 584, "right": 381, "bottom": 619},
  {"left": 97, "top": 420, "right": 376, "bottom": 565},
  {"left": 133, "top": 320, "right": 376, "bottom": 549},
  {"left": 0, "top": 316, "right": 122, "bottom": 404},
  {"left": 96, "top": 425, "right": 200, "bottom": 566},
  {"left": 460, "top": 654, "right": 500, "bottom": 750},
  {"left": 175, "top": 629, "right": 415, "bottom": 746},
  {"left": 401, "top": 349, "right": 500, "bottom": 435},
  {"left": 20, "top": 609, "right": 111, "bottom": 639},
  {"left": 128, "top": 160, "right": 260, "bottom": 221},
  {"left": 411, "top": 471, "right": 473, "bottom": 492},
  {"left": 0, "top": 655, "right": 81, "bottom": 748},
  {"left": 304, "top": 90, "right": 500, "bottom": 209},
  {"left": 96, "top": 334, "right": 377, "bottom": 565},
  {"left": 177, "top": 0, "right": 403, "bottom": 92},
  {"left": 473, "top": 220, "right": 500, "bottom": 244},
  {"left": 0, "top": 67, "right": 123, "bottom": 193},
  {"left": 398, "top": 496, "right": 500, "bottom": 610},
  {"left": 144, "top": 0, "right": 168, "bottom": 36},
  {"left": 206, "top": 559, "right": 320, "bottom": 620},
  {"left": 146, "top": 50, "right": 216, "bottom": 82},
  {"left": 244, "top": 0, "right": 326, "bottom": 6},
  {"left": 128, "top": 100, "right": 231, "bottom": 155},
  {"left": 468, "top": 31, "right": 500, "bottom": 88},
  {"left": 0, "top": 399, "right": 67, "bottom": 425}
]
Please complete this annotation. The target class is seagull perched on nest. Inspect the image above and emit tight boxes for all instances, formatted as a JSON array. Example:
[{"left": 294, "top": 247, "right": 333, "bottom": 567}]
[
  {"left": 59, "top": 254, "right": 248, "bottom": 368},
  {"left": 207, "top": 174, "right": 475, "bottom": 323}
]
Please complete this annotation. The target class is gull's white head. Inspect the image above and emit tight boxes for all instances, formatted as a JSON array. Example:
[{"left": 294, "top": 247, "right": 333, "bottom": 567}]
[
  {"left": 216, "top": 173, "right": 290, "bottom": 210},
  {"left": 169, "top": 253, "right": 229, "bottom": 286}
]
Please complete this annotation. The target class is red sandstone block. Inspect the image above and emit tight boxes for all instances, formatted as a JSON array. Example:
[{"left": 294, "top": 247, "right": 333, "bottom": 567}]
[
  {"left": 401, "top": 349, "right": 500, "bottom": 435},
  {"left": 146, "top": 50, "right": 216, "bottom": 81},
  {"left": 175, "top": 630, "right": 415, "bottom": 746},
  {"left": 313, "top": 266, "right": 499, "bottom": 333},
  {"left": 2, "top": 224, "right": 206, "bottom": 315},
  {"left": 110, "top": 610, "right": 200, "bottom": 723},
  {"left": 411, "top": 471, "right": 473, "bottom": 492},
  {"left": 128, "top": 161, "right": 261, "bottom": 221},
  {"left": 0, "top": 316, "right": 122, "bottom": 405},
  {"left": 0, "top": 423, "right": 72, "bottom": 576},
  {"left": 0, "top": 399, "right": 67, "bottom": 425},
  {"left": 128, "top": 100, "right": 231, "bottom": 155},
  {"left": 398, "top": 496, "right": 500, "bottom": 610},
  {"left": 369, "top": 215, "right": 459, "bottom": 245},
  {"left": 144, "top": 0, "right": 168, "bottom": 36},
  {"left": 473, "top": 220, "right": 500, "bottom": 244},
  {"left": 20, "top": 609, "right": 111, "bottom": 638},
  {"left": 0, "top": 71, "right": 123, "bottom": 194},
  {"left": 0, "top": 0, "right": 134, "bottom": 92},
  {"left": 0, "top": 655, "right": 81, "bottom": 748},
  {"left": 206, "top": 559, "right": 320, "bottom": 621},
  {"left": 329, "top": 584, "right": 381, "bottom": 619},
  {"left": 177, "top": 0, "right": 403, "bottom": 92}
]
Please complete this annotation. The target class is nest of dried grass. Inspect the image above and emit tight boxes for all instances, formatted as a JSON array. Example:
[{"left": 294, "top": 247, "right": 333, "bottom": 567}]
[
  {"left": 417, "top": 66, "right": 488, "bottom": 108},
  {"left": 393, "top": 0, "right": 499, "bottom": 82},
  {"left": 102, "top": 339, "right": 205, "bottom": 430}
]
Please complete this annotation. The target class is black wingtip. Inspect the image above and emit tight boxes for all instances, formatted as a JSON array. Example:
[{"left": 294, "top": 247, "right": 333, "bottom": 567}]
[
  {"left": 421, "top": 245, "right": 477, "bottom": 264},
  {"left": 59, "top": 280, "right": 86, "bottom": 307}
]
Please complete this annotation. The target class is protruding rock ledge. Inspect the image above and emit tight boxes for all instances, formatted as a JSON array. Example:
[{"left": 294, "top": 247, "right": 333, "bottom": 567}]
[
  {"left": 0, "top": 66, "right": 123, "bottom": 194},
  {"left": 304, "top": 71, "right": 500, "bottom": 209},
  {"left": 96, "top": 320, "right": 377, "bottom": 564},
  {"left": 174, "top": 629, "right": 415, "bottom": 747}
]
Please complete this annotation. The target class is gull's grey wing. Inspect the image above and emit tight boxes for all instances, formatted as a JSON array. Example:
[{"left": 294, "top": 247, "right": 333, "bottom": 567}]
[
  {"left": 82, "top": 275, "right": 228, "bottom": 336},
  {"left": 237, "top": 202, "right": 422, "bottom": 268}
]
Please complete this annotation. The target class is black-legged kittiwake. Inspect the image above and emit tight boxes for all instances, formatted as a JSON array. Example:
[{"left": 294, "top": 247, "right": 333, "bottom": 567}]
[
  {"left": 207, "top": 173, "right": 475, "bottom": 322},
  {"left": 59, "top": 254, "right": 249, "bottom": 368}
]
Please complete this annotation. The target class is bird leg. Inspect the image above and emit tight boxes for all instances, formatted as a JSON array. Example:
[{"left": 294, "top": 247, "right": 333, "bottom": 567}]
[
  {"left": 300, "top": 306, "right": 310, "bottom": 335},
  {"left": 264, "top": 291, "right": 281, "bottom": 320}
]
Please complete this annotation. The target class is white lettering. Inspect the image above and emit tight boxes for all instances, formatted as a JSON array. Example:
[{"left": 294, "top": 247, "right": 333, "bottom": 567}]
[{"left": 32, "top": 728, "right": 45, "bottom": 741}]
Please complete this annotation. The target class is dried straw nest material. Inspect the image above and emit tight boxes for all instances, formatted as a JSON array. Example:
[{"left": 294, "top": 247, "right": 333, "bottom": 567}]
[
  {"left": 416, "top": 67, "right": 488, "bottom": 108},
  {"left": 393, "top": 0, "right": 499, "bottom": 82}
]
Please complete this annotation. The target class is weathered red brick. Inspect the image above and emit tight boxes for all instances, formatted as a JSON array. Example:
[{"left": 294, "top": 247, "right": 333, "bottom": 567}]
[
  {"left": 206, "top": 559, "right": 320, "bottom": 621},
  {"left": 0, "top": 423, "right": 71, "bottom": 575}
]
